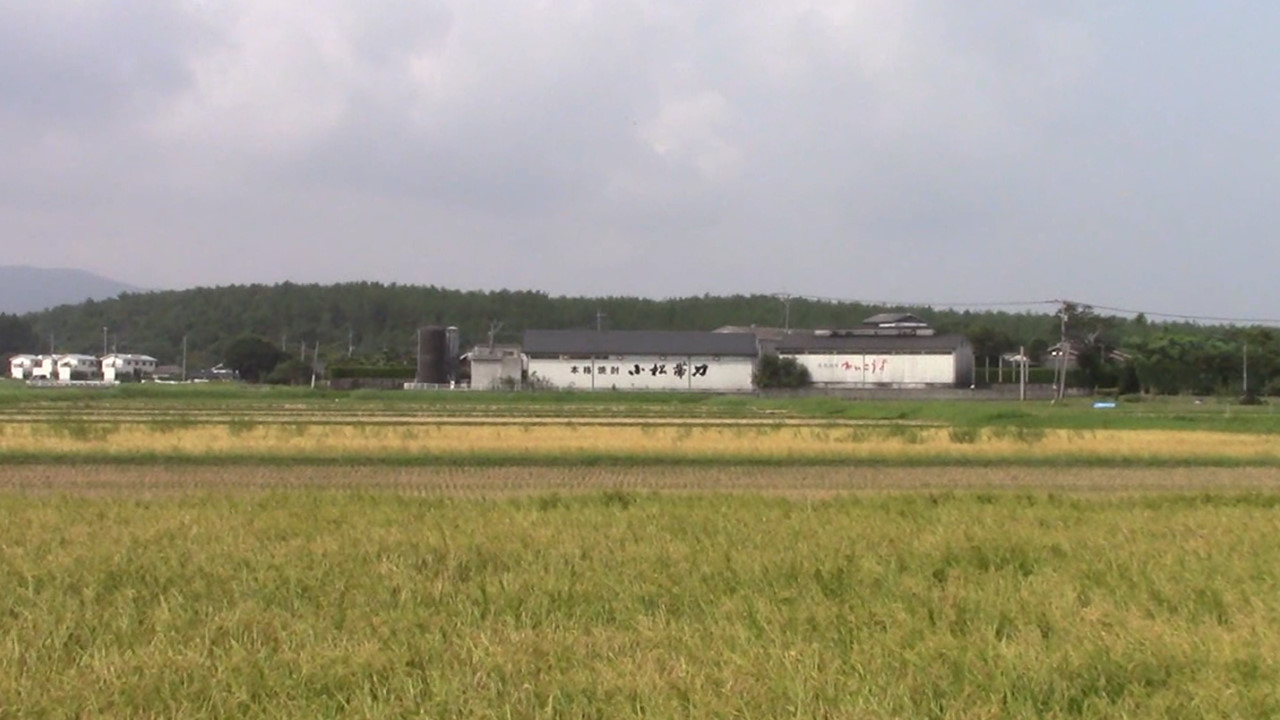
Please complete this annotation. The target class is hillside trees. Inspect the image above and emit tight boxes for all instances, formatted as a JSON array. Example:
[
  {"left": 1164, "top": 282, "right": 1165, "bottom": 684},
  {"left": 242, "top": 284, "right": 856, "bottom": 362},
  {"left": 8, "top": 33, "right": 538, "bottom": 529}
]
[{"left": 0, "top": 314, "right": 39, "bottom": 358}]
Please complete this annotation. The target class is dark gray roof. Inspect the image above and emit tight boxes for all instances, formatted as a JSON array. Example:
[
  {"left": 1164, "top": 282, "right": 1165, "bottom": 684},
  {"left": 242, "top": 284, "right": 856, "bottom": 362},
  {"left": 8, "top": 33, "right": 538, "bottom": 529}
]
[
  {"left": 777, "top": 333, "right": 969, "bottom": 353},
  {"left": 523, "top": 330, "right": 759, "bottom": 357}
]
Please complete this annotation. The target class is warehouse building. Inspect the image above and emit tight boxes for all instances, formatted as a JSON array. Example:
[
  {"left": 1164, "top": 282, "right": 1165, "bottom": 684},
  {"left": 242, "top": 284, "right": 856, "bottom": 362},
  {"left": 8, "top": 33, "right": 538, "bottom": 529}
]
[
  {"left": 522, "top": 330, "right": 759, "bottom": 392},
  {"left": 774, "top": 313, "right": 975, "bottom": 389}
]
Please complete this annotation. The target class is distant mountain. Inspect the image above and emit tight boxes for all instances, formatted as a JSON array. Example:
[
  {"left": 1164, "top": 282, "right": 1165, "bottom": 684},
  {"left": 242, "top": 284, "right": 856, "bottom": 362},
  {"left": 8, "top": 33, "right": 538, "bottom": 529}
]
[{"left": 0, "top": 266, "right": 143, "bottom": 314}]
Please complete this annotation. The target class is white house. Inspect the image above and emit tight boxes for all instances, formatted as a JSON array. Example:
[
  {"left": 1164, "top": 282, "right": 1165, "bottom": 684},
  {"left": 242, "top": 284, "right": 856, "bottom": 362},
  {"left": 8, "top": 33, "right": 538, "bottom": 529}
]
[
  {"left": 522, "top": 330, "right": 759, "bottom": 392},
  {"left": 101, "top": 353, "right": 158, "bottom": 382},
  {"left": 8, "top": 354, "right": 37, "bottom": 379},
  {"left": 30, "top": 355, "right": 57, "bottom": 379},
  {"left": 55, "top": 354, "right": 100, "bottom": 381}
]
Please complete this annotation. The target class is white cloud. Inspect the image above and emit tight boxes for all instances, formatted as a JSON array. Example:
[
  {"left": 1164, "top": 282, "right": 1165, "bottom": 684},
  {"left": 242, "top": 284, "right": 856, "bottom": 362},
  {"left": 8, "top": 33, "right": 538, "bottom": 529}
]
[{"left": 7, "top": 1, "right": 1280, "bottom": 317}]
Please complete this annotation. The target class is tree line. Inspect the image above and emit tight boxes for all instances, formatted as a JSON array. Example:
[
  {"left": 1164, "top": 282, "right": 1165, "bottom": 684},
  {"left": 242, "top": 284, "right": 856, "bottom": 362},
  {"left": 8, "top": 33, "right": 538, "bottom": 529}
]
[{"left": 1, "top": 284, "right": 1272, "bottom": 396}]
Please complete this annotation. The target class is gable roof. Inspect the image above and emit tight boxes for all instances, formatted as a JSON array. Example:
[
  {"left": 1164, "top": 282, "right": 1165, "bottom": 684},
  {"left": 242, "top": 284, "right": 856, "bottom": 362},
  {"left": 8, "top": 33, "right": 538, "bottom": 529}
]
[
  {"left": 777, "top": 333, "right": 970, "bottom": 354},
  {"left": 861, "top": 312, "right": 929, "bottom": 326},
  {"left": 523, "top": 330, "right": 759, "bottom": 357},
  {"left": 103, "top": 353, "right": 158, "bottom": 362}
]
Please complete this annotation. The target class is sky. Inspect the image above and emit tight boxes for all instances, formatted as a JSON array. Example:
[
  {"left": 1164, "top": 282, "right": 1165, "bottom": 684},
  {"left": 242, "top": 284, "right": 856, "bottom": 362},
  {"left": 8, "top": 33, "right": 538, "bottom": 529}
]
[{"left": 3, "top": 1, "right": 1279, "bottom": 319}]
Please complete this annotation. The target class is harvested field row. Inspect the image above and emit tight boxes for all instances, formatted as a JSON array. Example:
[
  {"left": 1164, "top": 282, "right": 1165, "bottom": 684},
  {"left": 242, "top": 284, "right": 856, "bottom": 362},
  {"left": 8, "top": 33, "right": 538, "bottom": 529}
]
[
  {"left": 3, "top": 421, "right": 1280, "bottom": 464},
  {"left": 0, "top": 412, "right": 937, "bottom": 426},
  {"left": 6, "top": 464, "right": 1280, "bottom": 495}
]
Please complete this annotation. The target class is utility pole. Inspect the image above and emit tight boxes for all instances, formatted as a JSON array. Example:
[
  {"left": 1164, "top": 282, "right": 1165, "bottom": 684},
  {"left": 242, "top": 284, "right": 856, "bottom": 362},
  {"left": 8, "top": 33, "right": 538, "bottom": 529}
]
[
  {"left": 347, "top": 328, "right": 354, "bottom": 359},
  {"left": 1244, "top": 342, "right": 1250, "bottom": 397},
  {"left": 102, "top": 327, "right": 108, "bottom": 357},
  {"left": 774, "top": 293, "right": 794, "bottom": 333},
  {"left": 1019, "top": 345, "right": 1028, "bottom": 402},
  {"left": 487, "top": 320, "right": 503, "bottom": 350},
  {"left": 181, "top": 335, "right": 188, "bottom": 382},
  {"left": 1054, "top": 301, "right": 1069, "bottom": 403},
  {"left": 596, "top": 309, "right": 606, "bottom": 332}
]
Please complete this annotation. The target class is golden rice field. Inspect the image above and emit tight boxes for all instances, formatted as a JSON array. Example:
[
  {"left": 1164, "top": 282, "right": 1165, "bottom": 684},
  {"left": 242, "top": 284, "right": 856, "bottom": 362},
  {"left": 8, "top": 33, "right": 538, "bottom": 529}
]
[
  {"left": 3, "top": 489, "right": 1280, "bottom": 718},
  {"left": 6, "top": 464, "right": 1280, "bottom": 495},
  {"left": 3, "top": 420, "right": 1280, "bottom": 464}
]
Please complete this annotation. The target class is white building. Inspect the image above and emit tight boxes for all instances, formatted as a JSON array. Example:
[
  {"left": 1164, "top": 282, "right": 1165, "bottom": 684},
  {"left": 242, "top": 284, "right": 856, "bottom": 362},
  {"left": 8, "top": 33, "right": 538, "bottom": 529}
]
[
  {"left": 55, "top": 354, "right": 100, "bottom": 381},
  {"left": 30, "top": 355, "right": 56, "bottom": 379},
  {"left": 777, "top": 314, "right": 975, "bottom": 389},
  {"left": 8, "top": 354, "right": 37, "bottom": 379},
  {"left": 101, "top": 353, "right": 158, "bottom": 383},
  {"left": 467, "top": 345, "right": 524, "bottom": 390},
  {"left": 522, "top": 330, "right": 759, "bottom": 392}
]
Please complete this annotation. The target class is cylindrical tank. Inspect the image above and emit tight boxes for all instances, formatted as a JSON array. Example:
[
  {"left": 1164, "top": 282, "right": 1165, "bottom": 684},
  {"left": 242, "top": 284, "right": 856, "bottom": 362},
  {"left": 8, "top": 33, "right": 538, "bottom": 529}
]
[
  {"left": 416, "top": 326, "right": 448, "bottom": 384},
  {"left": 445, "top": 326, "right": 460, "bottom": 381}
]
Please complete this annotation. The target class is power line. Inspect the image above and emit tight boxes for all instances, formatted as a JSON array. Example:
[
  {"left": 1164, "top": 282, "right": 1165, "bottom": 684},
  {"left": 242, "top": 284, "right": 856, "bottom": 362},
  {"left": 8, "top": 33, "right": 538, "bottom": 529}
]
[
  {"left": 1077, "top": 303, "right": 1280, "bottom": 326},
  {"left": 777, "top": 291, "right": 1280, "bottom": 326}
]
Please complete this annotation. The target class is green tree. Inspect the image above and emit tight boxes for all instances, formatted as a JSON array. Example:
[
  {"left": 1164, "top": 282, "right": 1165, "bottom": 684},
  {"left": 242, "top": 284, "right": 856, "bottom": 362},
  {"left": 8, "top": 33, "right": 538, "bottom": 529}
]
[
  {"left": 265, "top": 358, "right": 314, "bottom": 386},
  {"left": 223, "top": 335, "right": 287, "bottom": 383},
  {"left": 0, "top": 314, "right": 39, "bottom": 358},
  {"left": 753, "top": 355, "right": 812, "bottom": 389}
]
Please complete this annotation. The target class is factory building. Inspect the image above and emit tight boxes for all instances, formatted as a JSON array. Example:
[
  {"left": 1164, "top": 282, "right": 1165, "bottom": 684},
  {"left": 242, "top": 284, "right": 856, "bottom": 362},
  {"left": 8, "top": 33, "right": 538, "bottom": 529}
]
[
  {"left": 522, "top": 330, "right": 759, "bottom": 392},
  {"left": 775, "top": 313, "right": 975, "bottom": 389}
]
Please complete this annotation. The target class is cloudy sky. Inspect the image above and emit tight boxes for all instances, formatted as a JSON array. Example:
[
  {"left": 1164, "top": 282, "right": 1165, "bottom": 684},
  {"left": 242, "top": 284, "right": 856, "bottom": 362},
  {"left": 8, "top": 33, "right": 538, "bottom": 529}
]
[{"left": 3, "top": 1, "right": 1278, "bottom": 318}]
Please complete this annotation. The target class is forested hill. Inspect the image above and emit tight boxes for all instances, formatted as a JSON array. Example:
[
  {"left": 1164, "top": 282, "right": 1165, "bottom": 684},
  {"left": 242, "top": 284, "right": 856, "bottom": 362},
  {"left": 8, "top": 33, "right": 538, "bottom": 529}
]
[{"left": 22, "top": 282, "right": 1068, "bottom": 367}]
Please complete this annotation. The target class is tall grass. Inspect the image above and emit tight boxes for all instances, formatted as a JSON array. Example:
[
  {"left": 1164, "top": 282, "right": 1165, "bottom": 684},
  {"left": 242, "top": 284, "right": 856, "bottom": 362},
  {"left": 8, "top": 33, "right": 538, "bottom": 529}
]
[{"left": 2, "top": 491, "right": 1279, "bottom": 718}]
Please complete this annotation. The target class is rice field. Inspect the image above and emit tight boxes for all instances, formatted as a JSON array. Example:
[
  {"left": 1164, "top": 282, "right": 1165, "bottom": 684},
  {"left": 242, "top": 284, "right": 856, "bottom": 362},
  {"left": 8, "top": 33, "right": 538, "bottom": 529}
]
[
  {"left": 5, "top": 391, "right": 1280, "bottom": 717},
  {"left": 6, "top": 464, "right": 1280, "bottom": 495},
  {"left": 3, "top": 419, "right": 1280, "bottom": 465},
  {"left": 3, "top": 488, "right": 1280, "bottom": 718}
]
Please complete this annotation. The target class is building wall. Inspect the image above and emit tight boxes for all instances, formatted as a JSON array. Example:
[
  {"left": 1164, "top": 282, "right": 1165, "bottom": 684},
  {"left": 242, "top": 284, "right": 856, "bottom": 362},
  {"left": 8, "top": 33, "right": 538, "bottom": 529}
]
[
  {"left": 528, "top": 355, "right": 755, "bottom": 392},
  {"left": 9, "top": 359, "right": 34, "bottom": 379},
  {"left": 470, "top": 356, "right": 523, "bottom": 390},
  {"left": 57, "top": 358, "right": 100, "bottom": 382},
  {"left": 786, "top": 352, "right": 965, "bottom": 388}
]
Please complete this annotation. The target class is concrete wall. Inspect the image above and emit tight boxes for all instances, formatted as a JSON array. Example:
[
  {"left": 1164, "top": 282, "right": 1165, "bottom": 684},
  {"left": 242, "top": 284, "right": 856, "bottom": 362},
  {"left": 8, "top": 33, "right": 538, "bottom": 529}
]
[
  {"left": 787, "top": 352, "right": 966, "bottom": 387},
  {"left": 759, "top": 384, "right": 1088, "bottom": 401},
  {"left": 528, "top": 354, "right": 755, "bottom": 392},
  {"left": 470, "top": 356, "right": 523, "bottom": 390}
]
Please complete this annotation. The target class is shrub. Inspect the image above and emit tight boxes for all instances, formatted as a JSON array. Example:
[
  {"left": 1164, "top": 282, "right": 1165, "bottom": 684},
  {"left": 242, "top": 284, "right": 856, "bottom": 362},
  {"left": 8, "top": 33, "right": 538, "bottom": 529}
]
[
  {"left": 753, "top": 355, "right": 812, "bottom": 389},
  {"left": 329, "top": 366, "right": 416, "bottom": 380}
]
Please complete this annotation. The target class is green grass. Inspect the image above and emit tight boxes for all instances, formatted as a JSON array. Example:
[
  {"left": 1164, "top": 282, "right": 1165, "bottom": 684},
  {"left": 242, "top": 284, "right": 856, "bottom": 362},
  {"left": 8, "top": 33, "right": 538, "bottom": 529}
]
[
  {"left": 2, "top": 490, "right": 1279, "bottom": 718},
  {"left": 2, "top": 382, "right": 1279, "bottom": 433}
]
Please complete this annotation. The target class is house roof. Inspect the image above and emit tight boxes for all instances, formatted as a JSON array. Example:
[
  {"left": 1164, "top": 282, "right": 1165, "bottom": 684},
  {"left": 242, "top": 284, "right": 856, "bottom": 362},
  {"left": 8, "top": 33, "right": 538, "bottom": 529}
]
[
  {"left": 103, "top": 353, "right": 158, "bottom": 362},
  {"left": 777, "top": 333, "right": 970, "bottom": 353},
  {"left": 714, "top": 326, "right": 818, "bottom": 343},
  {"left": 523, "top": 330, "right": 759, "bottom": 357},
  {"left": 861, "top": 312, "right": 929, "bottom": 326}
]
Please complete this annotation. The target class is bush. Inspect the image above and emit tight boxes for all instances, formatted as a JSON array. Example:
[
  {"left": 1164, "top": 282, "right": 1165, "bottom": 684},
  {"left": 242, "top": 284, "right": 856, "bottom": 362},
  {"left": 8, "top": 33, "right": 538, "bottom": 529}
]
[
  {"left": 265, "top": 359, "right": 313, "bottom": 386},
  {"left": 329, "top": 365, "right": 416, "bottom": 380},
  {"left": 753, "top": 355, "right": 812, "bottom": 389}
]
